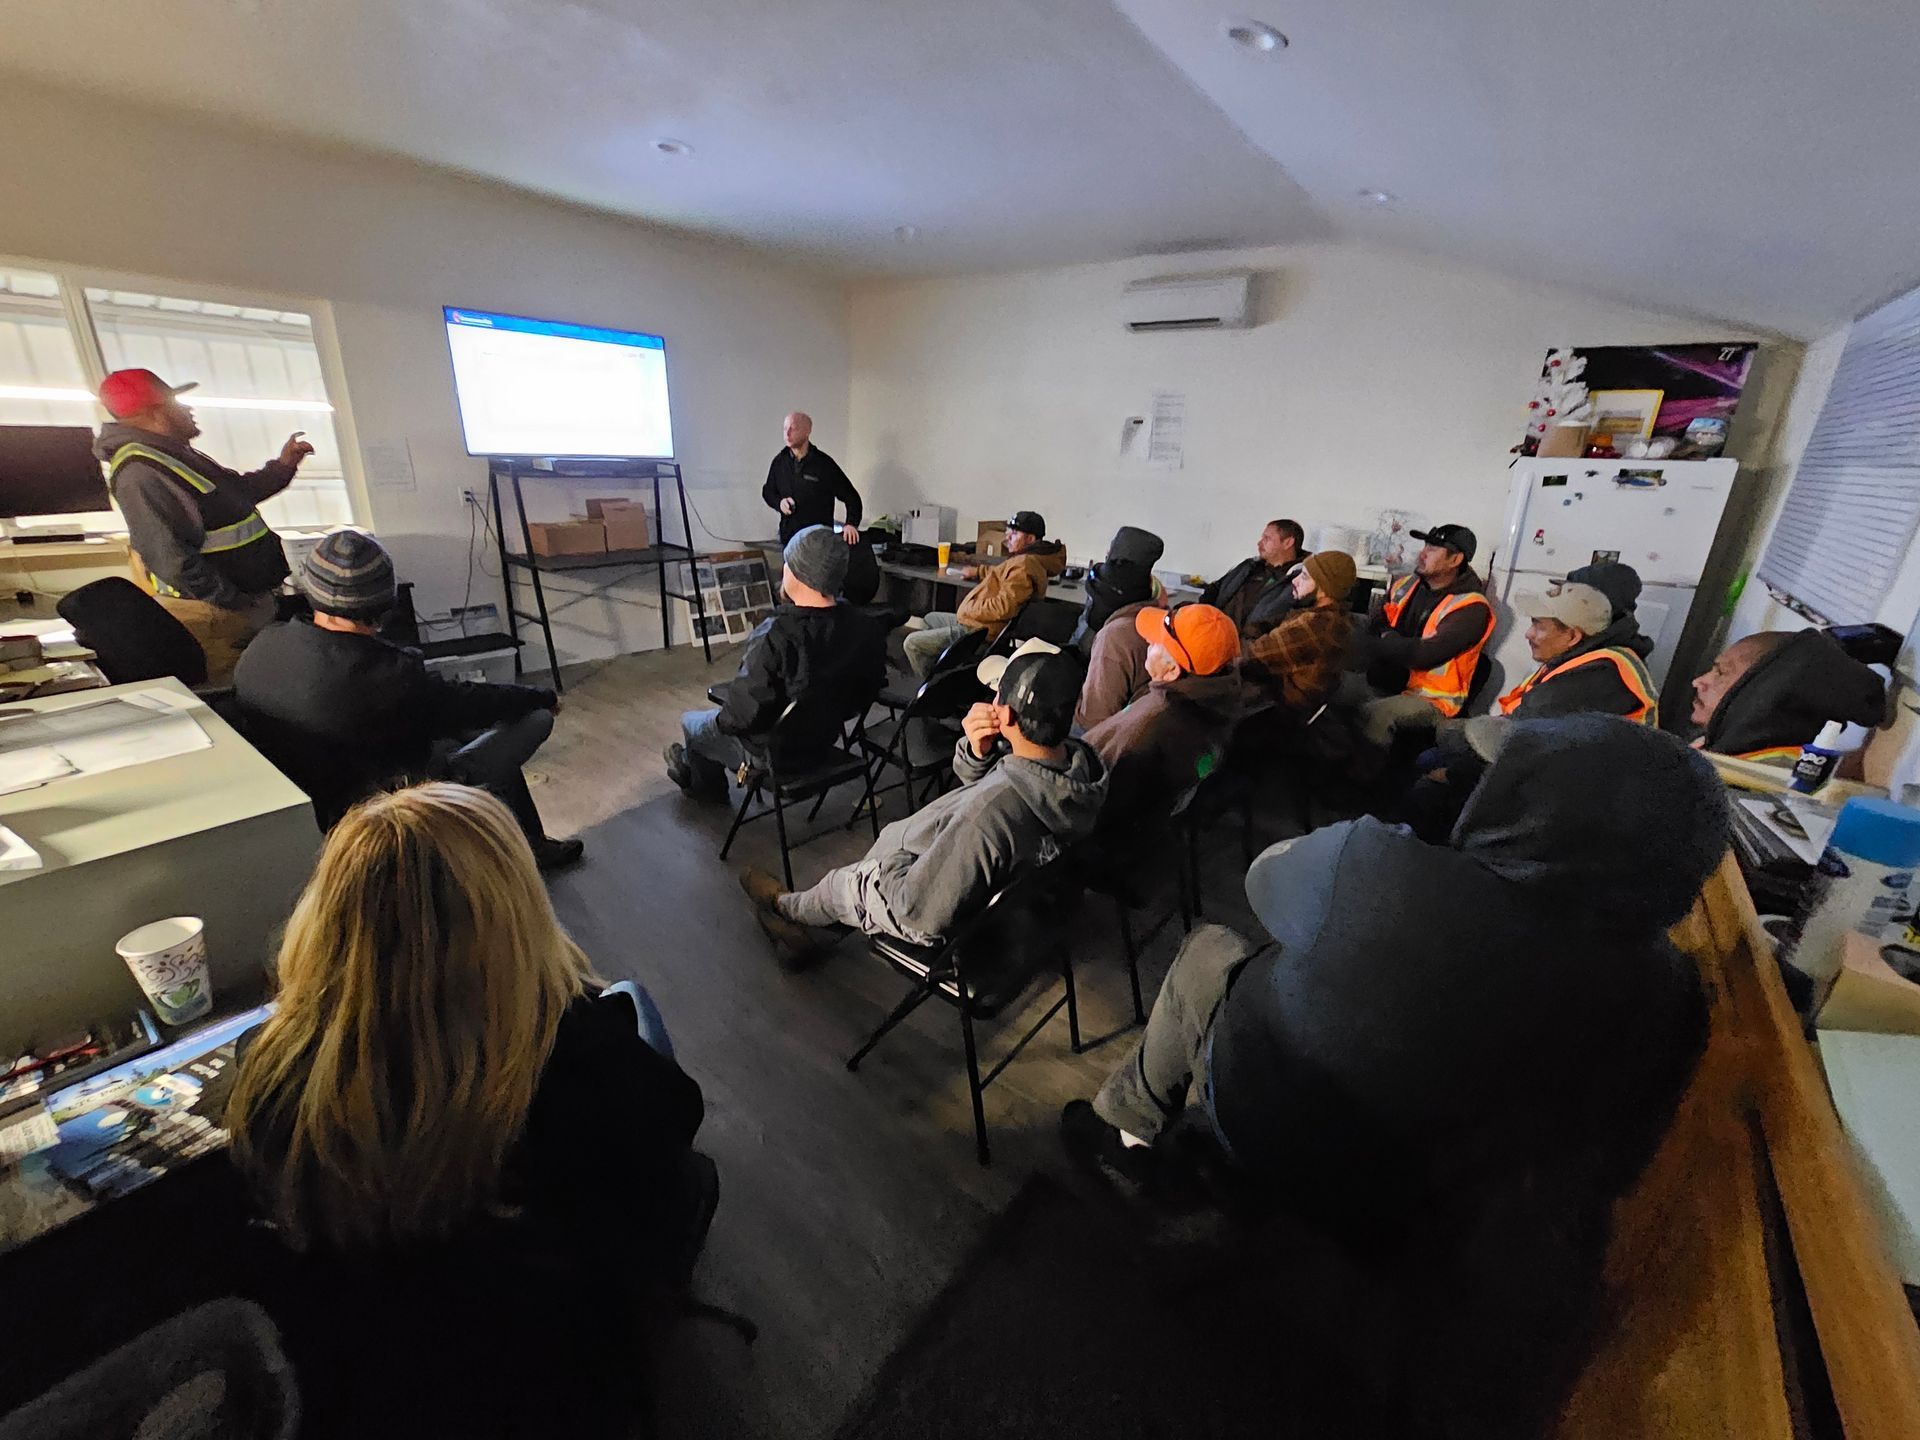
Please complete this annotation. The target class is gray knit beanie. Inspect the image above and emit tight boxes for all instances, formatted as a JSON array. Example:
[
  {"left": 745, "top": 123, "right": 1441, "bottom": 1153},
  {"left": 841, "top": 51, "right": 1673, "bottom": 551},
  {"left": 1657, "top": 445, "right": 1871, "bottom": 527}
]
[
  {"left": 301, "top": 528, "right": 396, "bottom": 619},
  {"left": 784, "top": 524, "right": 849, "bottom": 597}
]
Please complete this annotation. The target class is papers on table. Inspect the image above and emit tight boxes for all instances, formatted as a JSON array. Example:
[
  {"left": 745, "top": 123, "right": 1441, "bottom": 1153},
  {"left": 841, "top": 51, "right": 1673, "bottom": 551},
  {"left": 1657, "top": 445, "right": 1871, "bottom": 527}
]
[
  {"left": 1736, "top": 795, "right": 1839, "bottom": 867},
  {"left": 0, "top": 695, "right": 212, "bottom": 796}
]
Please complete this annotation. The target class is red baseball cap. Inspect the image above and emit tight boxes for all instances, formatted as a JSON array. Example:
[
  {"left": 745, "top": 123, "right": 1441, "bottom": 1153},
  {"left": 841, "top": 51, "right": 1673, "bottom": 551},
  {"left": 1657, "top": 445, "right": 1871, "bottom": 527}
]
[{"left": 98, "top": 368, "right": 198, "bottom": 420}]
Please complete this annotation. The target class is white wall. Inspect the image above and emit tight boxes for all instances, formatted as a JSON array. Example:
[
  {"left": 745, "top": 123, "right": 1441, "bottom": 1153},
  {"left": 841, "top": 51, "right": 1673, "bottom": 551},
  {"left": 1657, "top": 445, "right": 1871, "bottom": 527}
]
[
  {"left": 847, "top": 242, "right": 1795, "bottom": 582},
  {"left": 0, "top": 77, "right": 849, "bottom": 670}
]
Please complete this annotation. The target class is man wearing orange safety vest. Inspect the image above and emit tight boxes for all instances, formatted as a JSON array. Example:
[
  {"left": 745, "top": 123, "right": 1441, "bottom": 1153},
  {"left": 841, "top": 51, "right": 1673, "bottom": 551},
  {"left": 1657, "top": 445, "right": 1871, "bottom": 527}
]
[
  {"left": 1358, "top": 523, "right": 1495, "bottom": 749},
  {"left": 1496, "top": 583, "right": 1659, "bottom": 724}
]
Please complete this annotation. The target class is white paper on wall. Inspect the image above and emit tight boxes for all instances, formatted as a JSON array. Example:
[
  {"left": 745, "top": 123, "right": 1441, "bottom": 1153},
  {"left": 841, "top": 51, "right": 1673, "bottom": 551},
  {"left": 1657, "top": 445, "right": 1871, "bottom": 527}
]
[{"left": 1147, "top": 392, "right": 1186, "bottom": 470}]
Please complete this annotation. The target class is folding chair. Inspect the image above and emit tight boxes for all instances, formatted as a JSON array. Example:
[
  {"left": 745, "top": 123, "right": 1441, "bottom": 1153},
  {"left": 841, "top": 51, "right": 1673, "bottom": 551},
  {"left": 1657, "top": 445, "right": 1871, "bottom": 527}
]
[
  {"left": 876, "top": 625, "right": 989, "bottom": 716},
  {"left": 846, "top": 851, "right": 1084, "bottom": 1166},
  {"left": 717, "top": 696, "right": 880, "bottom": 889},
  {"left": 858, "top": 665, "right": 985, "bottom": 813}
]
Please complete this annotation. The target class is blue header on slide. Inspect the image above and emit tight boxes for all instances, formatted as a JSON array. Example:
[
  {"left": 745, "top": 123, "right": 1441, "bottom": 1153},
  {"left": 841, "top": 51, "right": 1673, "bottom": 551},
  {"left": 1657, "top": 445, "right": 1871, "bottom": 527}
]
[{"left": 443, "top": 307, "right": 666, "bottom": 351}]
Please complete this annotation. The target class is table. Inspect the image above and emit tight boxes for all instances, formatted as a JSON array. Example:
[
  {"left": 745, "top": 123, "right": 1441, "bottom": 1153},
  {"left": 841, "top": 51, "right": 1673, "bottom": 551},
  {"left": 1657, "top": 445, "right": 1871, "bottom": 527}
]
[
  {"left": 877, "top": 558, "right": 1090, "bottom": 613},
  {"left": 0, "top": 678, "right": 319, "bottom": 1054}
]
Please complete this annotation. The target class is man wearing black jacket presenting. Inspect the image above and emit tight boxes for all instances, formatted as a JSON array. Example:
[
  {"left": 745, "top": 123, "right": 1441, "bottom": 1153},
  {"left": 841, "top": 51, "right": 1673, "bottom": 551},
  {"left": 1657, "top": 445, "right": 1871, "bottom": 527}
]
[
  {"left": 667, "top": 526, "right": 886, "bottom": 799},
  {"left": 234, "top": 529, "right": 582, "bottom": 869},
  {"left": 762, "top": 412, "right": 862, "bottom": 545}
]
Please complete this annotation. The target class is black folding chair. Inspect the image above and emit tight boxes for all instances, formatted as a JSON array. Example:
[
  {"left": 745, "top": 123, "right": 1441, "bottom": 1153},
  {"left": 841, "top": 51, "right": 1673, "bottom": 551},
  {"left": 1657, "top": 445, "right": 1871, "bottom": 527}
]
[
  {"left": 717, "top": 697, "right": 880, "bottom": 889},
  {"left": 846, "top": 851, "right": 1084, "bottom": 1166},
  {"left": 858, "top": 665, "right": 986, "bottom": 813},
  {"left": 877, "top": 626, "right": 989, "bottom": 715}
]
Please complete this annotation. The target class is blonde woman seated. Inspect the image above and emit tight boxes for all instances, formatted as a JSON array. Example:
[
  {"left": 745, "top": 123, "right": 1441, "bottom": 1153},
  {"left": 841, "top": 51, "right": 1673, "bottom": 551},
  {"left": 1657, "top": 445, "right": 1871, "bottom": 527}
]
[{"left": 227, "top": 782, "right": 713, "bottom": 1304}]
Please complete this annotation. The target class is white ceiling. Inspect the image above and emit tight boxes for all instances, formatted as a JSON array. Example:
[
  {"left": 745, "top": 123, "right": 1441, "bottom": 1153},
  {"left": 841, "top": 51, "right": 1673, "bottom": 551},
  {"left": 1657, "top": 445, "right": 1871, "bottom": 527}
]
[{"left": 5, "top": 0, "right": 1918, "bottom": 336}]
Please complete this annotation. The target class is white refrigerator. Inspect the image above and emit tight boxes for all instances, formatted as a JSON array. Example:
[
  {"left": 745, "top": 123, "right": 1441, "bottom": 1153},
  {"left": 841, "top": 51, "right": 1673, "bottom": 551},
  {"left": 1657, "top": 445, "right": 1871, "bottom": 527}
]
[{"left": 1486, "top": 457, "right": 1740, "bottom": 699}]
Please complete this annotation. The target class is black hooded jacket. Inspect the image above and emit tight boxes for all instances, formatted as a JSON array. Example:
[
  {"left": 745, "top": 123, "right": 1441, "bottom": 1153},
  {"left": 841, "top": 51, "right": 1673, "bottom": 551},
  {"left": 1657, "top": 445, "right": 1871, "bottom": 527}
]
[
  {"left": 1072, "top": 526, "right": 1165, "bottom": 653},
  {"left": 1702, "top": 629, "right": 1885, "bottom": 757},
  {"left": 1209, "top": 717, "right": 1725, "bottom": 1239},
  {"left": 1502, "top": 614, "right": 1656, "bottom": 721}
]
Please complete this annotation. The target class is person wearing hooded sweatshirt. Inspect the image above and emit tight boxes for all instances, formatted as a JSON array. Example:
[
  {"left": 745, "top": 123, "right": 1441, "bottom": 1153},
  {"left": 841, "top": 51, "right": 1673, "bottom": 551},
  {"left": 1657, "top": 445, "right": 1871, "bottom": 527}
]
[
  {"left": 1691, "top": 629, "right": 1886, "bottom": 763},
  {"left": 1083, "top": 604, "right": 1243, "bottom": 840},
  {"left": 1070, "top": 525, "right": 1166, "bottom": 654},
  {"left": 93, "top": 368, "right": 314, "bottom": 685},
  {"left": 1064, "top": 718, "right": 1724, "bottom": 1426},
  {"left": 740, "top": 647, "right": 1106, "bottom": 966},
  {"left": 902, "top": 511, "right": 1069, "bottom": 677},
  {"left": 1494, "top": 583, "right": 1659, "bottom": 723}
]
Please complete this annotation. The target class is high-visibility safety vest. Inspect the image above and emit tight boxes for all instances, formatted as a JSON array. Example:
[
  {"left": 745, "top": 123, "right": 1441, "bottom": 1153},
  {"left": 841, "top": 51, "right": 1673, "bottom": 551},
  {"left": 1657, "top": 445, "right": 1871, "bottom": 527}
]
[
  {"left": 1734, "top": 744, "right": 1803, "bottom": 764},
  {"left": 1497, "top": 645, "right": 1659, "bottom": 725},
  {"left": 1381, "top": 575, "right": 1494, "bottom": 718},
  {"left": 107, "top": 443, "right": 282, "bottom": 599}
]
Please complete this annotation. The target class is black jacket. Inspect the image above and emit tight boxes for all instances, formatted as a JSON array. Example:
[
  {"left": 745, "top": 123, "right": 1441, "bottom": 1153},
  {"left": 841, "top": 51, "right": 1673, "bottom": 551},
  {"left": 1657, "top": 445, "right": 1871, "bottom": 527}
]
[
  {"left": 762, "top": 445, "right": 861, "bottom": 543},
  {"left": 1365, "top": 566, "right": 1491, "bottom": 690},
  {"left": 233, "top": 618, "right": 554, "bottom": 826},
  {"left": 94, "top": 421, "right": 293, "bottom": 605},
  {"left": 1703, "top": 629, "right": 1885, "bottom": 756},
  {"left": 1072, "top": 526, "right": 1165, "bottom": 654},
  {"left": 717, "top": 602, "right": 887, "bottom": 763},
  {"left": 1503, "top": 618, "right": 1654, "bottom": 721},
  {"left": 1202, "top": 554, "right": 1305, "bottom": 637}
]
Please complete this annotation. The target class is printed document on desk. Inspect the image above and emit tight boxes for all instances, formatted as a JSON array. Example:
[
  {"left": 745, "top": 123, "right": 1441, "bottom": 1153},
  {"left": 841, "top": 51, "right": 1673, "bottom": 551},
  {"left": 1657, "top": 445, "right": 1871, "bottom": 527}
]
[{"left": 0, "top": 695, "right": 212, "bottom": 796}]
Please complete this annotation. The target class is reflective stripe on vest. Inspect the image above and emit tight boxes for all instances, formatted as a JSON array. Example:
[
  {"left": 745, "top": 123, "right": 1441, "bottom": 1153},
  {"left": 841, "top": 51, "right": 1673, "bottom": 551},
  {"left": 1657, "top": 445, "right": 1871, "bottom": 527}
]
[
  {"left": 1382, "top": 576, "right": 1493, "bottom": 718},
  {"left": 1734, "top": 744, "right": 1803, "bottom": 764},
  {"left": 108, "top": 443, "right": 274, "bottom": 595},
  {"left": 1496, "top": 645, "right": 1659, "bottom": 725}
]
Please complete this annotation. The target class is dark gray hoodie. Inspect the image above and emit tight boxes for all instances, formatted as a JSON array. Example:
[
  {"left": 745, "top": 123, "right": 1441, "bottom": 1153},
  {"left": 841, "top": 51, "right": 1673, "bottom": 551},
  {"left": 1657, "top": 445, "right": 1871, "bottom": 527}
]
[
  {"left": 851, "top": 736, "right": 1108, "bottom": 944},
  {"left": 1207, "top": 715, "right": 1726, "bottom": 1232}
]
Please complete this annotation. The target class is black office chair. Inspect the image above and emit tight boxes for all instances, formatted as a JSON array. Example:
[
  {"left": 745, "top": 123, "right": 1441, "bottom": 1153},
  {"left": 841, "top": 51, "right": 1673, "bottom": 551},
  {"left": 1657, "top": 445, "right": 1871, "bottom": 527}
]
[
  {"left": 846, "top": 849, "right": 1084, "bottom": 1166},
  {"left": 858, "top": 664, "right": 986, "bottom": 813},
  {"left": 56, "top": 576, "right": 208, "bottom": 689},
  {"left": 717, "top": 695, "right": 880, "bottom": 889},
  {"left": 1463, "top": 652, "right": 1495, "bottom": 714}
]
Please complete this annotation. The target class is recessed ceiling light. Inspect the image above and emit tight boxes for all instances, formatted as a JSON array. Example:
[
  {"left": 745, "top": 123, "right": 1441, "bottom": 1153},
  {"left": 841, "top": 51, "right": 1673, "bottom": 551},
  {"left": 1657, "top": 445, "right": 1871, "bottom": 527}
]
[
  {"left": 652, "top": 138, "right": 693, "bottom": 157},
  {"left": 1358, "top": 189, "right": 1399, "bottom": 206},
  {"left": 1223, "top": 20, "right": 1288, "bottom": 53},
  {"left": 893, "top": 225, "right": 920, "bottom": 243}
]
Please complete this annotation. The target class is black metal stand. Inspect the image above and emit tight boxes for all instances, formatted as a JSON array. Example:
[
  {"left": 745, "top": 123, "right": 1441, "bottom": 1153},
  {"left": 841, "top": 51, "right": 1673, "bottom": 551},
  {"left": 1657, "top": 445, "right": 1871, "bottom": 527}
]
[{"left": 489, "top": 459, "right": 712, "bottom": 691}]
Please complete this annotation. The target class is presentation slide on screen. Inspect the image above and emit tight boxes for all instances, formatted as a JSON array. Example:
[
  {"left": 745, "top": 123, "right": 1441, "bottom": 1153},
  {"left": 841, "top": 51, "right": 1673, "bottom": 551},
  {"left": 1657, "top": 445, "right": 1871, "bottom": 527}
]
[{"left": 444, "top": 308, "right": 676, "bottom": 458}]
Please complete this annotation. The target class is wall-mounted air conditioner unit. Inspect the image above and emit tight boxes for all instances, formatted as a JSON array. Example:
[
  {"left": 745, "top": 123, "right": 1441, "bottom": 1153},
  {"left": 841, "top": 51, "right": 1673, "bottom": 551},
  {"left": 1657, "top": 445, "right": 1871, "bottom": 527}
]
[{"left": 1120, "top": 272, "right": 1252, "bottom": 332}]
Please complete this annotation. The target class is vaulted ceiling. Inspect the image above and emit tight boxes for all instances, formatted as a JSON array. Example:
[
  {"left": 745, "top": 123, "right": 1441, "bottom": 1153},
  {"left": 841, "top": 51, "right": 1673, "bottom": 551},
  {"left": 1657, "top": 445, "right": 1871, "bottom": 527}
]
[{"left": 6, "top": 0, "right": 1918, "bottom": 336}]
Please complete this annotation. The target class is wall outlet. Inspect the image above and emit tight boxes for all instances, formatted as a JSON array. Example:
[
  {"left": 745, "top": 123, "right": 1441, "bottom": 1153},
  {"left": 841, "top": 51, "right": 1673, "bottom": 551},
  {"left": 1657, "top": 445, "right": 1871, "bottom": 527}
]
[
  {"left": 461, "top": 487, "right": 481, "bottom": 507},
  {"left": 450, "top": 602, "right": 499, "bottom": 626}
]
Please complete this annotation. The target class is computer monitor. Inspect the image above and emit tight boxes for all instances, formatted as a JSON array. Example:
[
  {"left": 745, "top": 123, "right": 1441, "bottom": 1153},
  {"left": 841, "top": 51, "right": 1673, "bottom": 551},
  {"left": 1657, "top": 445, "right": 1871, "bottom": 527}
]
[{"left": 0, "top": 425, "right": 111, "bottom": 517}]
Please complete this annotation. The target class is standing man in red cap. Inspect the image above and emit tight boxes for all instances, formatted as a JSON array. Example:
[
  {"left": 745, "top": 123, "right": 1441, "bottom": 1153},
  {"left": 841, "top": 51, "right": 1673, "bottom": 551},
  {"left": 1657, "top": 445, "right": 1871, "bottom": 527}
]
[{"left": 93, "top": 368, "right": 314, "bottom": 684}]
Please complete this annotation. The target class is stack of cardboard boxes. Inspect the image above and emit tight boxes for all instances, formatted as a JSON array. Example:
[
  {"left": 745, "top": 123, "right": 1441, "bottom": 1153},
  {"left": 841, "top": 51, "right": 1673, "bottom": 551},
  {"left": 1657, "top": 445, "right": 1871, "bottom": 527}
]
[{"left": 525, "top": 498, "right": 653, "bottom": 558}]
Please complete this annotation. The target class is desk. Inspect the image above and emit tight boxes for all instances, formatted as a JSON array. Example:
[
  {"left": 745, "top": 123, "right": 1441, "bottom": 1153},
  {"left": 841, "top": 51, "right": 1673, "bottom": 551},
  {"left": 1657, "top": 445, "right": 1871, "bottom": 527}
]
[{"left": 0, "top": 679, "right": 319, "bottom": 1054}]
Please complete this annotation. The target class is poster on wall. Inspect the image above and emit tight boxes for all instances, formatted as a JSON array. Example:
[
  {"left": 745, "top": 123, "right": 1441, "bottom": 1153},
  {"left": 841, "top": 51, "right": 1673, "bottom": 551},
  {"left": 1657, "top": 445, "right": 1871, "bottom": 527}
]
[{"left": 1517, "top": 342, "right": 1756, "bottom": 456}]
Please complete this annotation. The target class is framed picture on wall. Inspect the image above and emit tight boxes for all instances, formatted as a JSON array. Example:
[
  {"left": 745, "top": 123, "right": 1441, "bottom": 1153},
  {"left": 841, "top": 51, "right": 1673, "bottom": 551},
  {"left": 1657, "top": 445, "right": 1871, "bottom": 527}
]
[{"left": 1589, "top": 389, "right": 1664, "bottom": 444}]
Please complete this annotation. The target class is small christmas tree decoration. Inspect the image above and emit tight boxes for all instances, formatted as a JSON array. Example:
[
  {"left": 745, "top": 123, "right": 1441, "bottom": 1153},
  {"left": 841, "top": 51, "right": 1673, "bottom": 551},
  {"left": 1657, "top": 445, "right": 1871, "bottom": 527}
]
[{"left": 1518, "top": 347, "right": 1594, "bottom": 454}]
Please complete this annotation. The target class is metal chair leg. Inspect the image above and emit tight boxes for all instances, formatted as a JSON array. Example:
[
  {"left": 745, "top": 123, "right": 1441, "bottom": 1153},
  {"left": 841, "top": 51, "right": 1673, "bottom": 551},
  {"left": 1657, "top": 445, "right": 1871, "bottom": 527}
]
[
  {"left": 960, "top": 1005, "right": 991, "bottom": 1167},
  {"left": 1186, "top": 826, "right": 1204, "bottom": 919},
  {"left": 1116, "top": 898, "right": 1145, "bottom": 1024},
  {"left": 1061, "top": 946, "right": 1082, "bottom": 1054},
  {"left": 718, "top": 780, "right": 760, "bottom": 861},
  {"left": 772, "top": 786, "right": 795, "bottom": 891},
  {"left": 805, "top": 786, "right": 831, "bottom": 823},
  {"left": 846, "top": 983, "right": 936, "bottom": 1071}
]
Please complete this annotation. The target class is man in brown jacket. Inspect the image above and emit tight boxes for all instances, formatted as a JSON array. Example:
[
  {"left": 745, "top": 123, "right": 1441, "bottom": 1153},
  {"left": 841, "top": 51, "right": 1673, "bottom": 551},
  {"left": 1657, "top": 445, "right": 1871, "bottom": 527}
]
[
  {"left": 1244, "top": 550, "right": 1357, "bottom": 715},
  {"left": 1074, "top": 599, "right": 1156, "bottom": 730},
  {"left": 903, "top": 510, "right": 1066, "bottom": 675}
]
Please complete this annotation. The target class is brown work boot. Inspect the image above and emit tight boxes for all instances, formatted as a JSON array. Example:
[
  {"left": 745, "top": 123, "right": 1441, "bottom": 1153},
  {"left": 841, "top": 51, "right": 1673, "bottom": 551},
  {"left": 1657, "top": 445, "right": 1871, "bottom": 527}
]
[
  {"left": 754, "top": 907, "right": 823, "bottom": 971},
  {"left": 737, "top": 867, "right": 785, "bottom": 912}
]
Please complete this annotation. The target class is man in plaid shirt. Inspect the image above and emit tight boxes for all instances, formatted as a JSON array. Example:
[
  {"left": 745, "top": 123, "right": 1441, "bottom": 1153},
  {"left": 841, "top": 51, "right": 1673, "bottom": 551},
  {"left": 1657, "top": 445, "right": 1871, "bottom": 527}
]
[{"left": 1245, "top": 550, "right": 1357, "bottom": 715}]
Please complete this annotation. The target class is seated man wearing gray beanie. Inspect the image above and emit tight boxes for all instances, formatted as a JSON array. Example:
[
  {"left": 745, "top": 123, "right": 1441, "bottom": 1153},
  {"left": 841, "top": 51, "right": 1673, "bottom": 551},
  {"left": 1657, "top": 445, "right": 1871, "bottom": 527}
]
[
  {"left": 233, "top": 528, "right": 582, "bottom": 869},
  {"left": 666, "top": 524, "right": 887, "bottom": 800}
]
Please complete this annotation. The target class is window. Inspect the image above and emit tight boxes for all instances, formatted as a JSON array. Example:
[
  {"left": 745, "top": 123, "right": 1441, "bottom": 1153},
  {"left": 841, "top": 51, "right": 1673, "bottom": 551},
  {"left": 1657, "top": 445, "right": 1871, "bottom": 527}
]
[
  {"left": 87, "top": 288, "right": 352, "bottom": 531},
  {"left": 0, "top": 260, "right": 356, "bottom": 532},
  {"left": 1758, "top": 284, "right": 1920, "bottom": 625}
]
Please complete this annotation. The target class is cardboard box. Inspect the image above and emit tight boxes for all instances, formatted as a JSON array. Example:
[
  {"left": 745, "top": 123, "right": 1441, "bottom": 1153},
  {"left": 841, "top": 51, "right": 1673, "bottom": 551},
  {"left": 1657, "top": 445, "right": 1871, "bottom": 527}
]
[
  {"left": 586, "top": 498, "right": 651, "bottom": 551},
  {"left": 976, "top": 520, "right": 1006, "bottom": 560},
  {"left": 527, "top": 519, "right": 607, "bottom": 557},
  {"left": 1818, "top": 931, "right": 1920, "bottom": 1037}
]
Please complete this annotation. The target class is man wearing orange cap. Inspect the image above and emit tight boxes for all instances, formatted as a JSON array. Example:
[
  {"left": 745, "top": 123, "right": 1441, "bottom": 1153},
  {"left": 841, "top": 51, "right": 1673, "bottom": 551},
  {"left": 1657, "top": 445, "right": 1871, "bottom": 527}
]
[
  {"left": 1082, "top": 603, "right": 1244, "bottom": 838},
  {"left": 92, "top": 367, "right": 314, "bottom": 684}
]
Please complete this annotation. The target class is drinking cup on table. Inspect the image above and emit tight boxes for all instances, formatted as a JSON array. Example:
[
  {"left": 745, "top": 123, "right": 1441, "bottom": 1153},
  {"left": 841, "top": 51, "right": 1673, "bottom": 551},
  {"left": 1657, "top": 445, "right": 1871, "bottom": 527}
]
[
  {"left": 116, "top": 916, "right": 213, "bottom": 1026},
  {"left": 936, "top": 542, "right": 952, "bottom": 568}
]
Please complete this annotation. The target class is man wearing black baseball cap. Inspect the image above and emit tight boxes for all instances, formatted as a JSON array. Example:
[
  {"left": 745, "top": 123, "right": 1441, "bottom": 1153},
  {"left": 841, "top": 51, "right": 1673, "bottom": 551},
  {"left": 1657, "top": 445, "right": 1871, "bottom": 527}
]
[
  {"left": 902, "top": 510, "right": 1067, "bottom": 677},
  {"left": 92, "top": 367, "right": 315, "bottom": 684},
  {"left": 1357, "top": 521, "right": 1495, "bottom": 748},
  {"left": 740, "top": 641, "right": 1106, "bottom": 966}
]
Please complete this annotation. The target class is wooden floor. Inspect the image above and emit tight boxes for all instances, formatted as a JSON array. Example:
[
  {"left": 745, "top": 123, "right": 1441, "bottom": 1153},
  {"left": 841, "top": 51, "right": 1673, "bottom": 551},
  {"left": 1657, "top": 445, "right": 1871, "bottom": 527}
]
[{"left": 522, "top": 644, "right": 1272, "bottom": 1439}]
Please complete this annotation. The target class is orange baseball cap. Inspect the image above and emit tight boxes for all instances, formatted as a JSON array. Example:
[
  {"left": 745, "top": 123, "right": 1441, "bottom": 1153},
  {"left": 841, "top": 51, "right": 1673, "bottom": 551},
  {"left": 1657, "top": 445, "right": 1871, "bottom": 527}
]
[{"left": 1135, "top": 603, "right": 1239, "bottom": 676}]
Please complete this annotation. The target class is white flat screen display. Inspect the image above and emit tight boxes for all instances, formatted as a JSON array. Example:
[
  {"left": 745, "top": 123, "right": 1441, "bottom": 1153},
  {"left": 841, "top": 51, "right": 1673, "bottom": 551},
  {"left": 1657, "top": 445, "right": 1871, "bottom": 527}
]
[{"left": 444, "top": 307, "right": 675, "bottom": 458}]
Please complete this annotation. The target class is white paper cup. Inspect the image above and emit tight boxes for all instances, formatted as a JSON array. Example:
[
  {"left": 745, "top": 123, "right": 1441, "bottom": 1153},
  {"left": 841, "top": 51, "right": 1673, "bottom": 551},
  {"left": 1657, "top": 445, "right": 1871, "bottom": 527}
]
[{"left": 116, "top": 916, "right": 213, "bottom": 1026}]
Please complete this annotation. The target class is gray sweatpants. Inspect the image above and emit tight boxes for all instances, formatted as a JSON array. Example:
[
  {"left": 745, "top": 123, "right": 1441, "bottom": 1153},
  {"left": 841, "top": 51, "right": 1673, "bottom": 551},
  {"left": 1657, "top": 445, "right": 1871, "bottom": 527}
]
[
  {"left": 1093, "top": 923, "right": 1264, "bottom": 1142},
  {"left": 777, "top": 857, "right": 937, "bottom": 948},
  {"left": 904, "top": 612, "right": 972, "bottom": 677},
  {"left": 1358, "top": 691, "right": 1445, "bottom": 749}
]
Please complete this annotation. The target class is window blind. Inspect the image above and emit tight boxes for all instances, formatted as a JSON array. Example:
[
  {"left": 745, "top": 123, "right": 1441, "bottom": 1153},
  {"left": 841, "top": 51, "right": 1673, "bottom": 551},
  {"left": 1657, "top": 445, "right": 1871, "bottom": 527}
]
[{"left": 1758, "top": 284, "right": 1920, "bottom": 624}]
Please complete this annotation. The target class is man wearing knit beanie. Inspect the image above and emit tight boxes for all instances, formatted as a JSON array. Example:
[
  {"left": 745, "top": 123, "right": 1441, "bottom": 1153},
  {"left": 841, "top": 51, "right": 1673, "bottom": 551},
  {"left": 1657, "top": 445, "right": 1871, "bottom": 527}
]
[
  {"left": 234, "top": 528, "right": 582, "bottom": 870},
  {"left": 667, "top": 524, "right": 886, "bottom": 801},
  {"left": 1243, "top": 549, "right": 1359, "bottom": 715}
]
